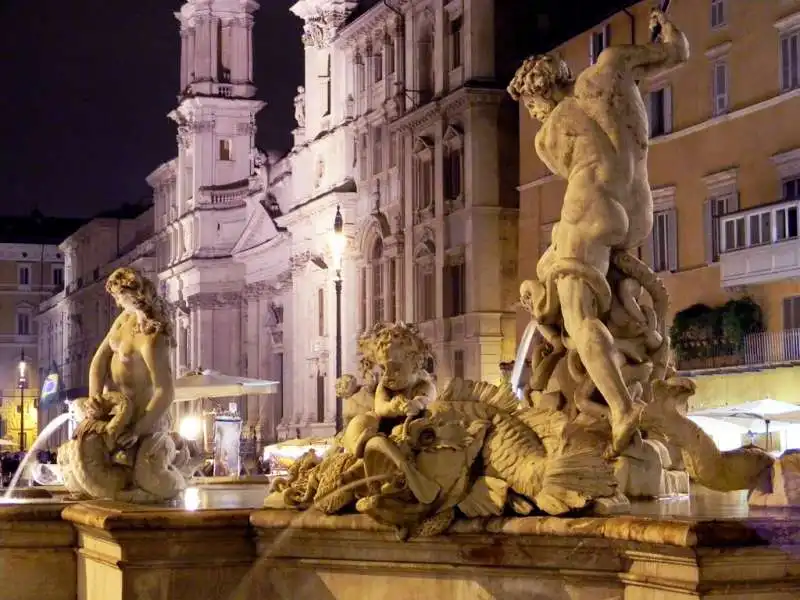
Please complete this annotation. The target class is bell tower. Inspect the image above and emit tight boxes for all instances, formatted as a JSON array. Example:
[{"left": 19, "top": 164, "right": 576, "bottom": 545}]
[{"left": 171, "top": 0, "right": 264, "bottom": 221}]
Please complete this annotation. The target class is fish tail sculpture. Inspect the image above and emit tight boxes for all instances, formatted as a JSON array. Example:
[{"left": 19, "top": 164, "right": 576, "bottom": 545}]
[{"left": 432, "top": 379, "right": 617, "bottom": 515}]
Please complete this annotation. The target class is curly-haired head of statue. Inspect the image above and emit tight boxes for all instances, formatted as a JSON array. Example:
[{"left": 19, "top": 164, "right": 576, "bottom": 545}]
[
  {"left": 366, "top": 322, "right": 433, "bottom": 392},
  {"left": 508, "top": 53, "right": 574, "bottom": 122},
  {"left": 106, "top": 267, "right": 175, "bottom": 343}
]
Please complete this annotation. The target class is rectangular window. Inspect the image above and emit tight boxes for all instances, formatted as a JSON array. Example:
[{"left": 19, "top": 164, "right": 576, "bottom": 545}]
[
  {"left": 372, "top": 263, "right": 384, "bottom": 324},
  {"left": 445, "top": 262, "right": 466, "bottom": 317},
  {"left": 359, "top": 267, "right": 367, "bottom": 332},
  {"left": 317, "top": 288, "right": 325, "bottom": 337},
  {"left": 416, "top": 265, "right": 436, "bottom": 322},
  {"left": 18, "top": 265, "right": 30, "bottom": 286},
  {"left": 783, "top": 177, "right": 800, "bottom": 200},
  {"left": 415, "top": 159, "right": 434, "bottom": 211},
  {"left": 589, "top": 24, "right": 610, "bottom": 65},
  {"left": 388, "top": 260, "right": 397, "bottom": 322},
  {"left": 389, "top": 132, "right": 398, "bottom": 168},
  {"left": 52, "top": 266, "right": 64, "bottom": 288},
  {"left": 710, "top": 0, "right": 726, "bottom": 29},
  {"left": 712, "top": 60, "right": 728, "bottom": 116},
  {"left": 748, "top": 212, "right": 772, "bottom": 247},
  {"left": 709, "top": 196, "right": 728, "bottom": 262},
  {"left": 357, "top": 58, "right": 366, "bottom": 92},
  {"left": 783, "top": 296, "right": 800, "bottom": 330},
  {"left": 444, "top": 148, "right": 463, "bottom": 201},
  {"left": 781, "top": 32, "right": 800, "bottom": 92},
  {"left": 450, "top": 17, "right": 463, "bottom": 69},
  {"left": 723, "top": 215, "right": 747, "bottom": 251},
  {"left": 386, "top": 39, "right": 396, "bottom": 75},
  {"left": 316, "top": 370, "right": 325, "bottom": 423},
  {"left": 372, "top": 126, "right": 383, "bottom": 174},
  {"left": 652, "top": 209, "right": 677, "bottom": 272},
  {"left": 218, "top": 139, "right": 233, "bottom": 161},
  {"left": 453, "top": 349, "right": 465, "bottom": 379},
  {"left": 775, "top": 206, "right": 799, "bottom": 241},
  {"left": 17, "top": 313, "right": 30, "bottom": 336},
  {"left": 359, "top": 133, "right": 368, "bottom": 180},
  {"left": 373, "top": 50, "right": 383, "bottom": 82},
  {"left": 648, "top": 87, "right": 672, "bottom": 137}
]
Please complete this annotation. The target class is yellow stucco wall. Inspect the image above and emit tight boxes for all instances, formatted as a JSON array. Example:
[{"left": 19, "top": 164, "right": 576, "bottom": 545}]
[{"left": 690, "top": 365, "right": 800, "bottom": 411}]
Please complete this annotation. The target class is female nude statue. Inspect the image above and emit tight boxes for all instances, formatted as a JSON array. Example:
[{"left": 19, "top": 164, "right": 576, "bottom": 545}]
[
  {"left": 508, "top": 9, "right": 689, "bottom": 454},
  {"left": 59, "top": 267, "right": 200, "bottom": 502}
]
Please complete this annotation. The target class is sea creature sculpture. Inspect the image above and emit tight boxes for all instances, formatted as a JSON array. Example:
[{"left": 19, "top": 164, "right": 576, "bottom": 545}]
[{"left": 265, "top": 377, "right": 617, "bottom": 539}]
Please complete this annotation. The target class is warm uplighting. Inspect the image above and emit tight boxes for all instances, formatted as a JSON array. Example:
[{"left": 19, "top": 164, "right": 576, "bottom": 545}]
[
  {"left": 179, "top": 416, "right": 202, "bottom": 440},
  {"left": 330, "top": 205, "right": 346, "bottom": 273},
  {"left": 183, "top": 486, "right": 201, "bottom": 511}
]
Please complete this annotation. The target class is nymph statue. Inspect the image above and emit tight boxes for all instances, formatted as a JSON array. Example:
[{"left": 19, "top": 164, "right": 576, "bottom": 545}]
[{"left": 58, "top": 267, "right": 201, "bottom": 502}]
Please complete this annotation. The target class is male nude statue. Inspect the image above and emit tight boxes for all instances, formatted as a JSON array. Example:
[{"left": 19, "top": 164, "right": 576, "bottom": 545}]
[{"left": 508, "top": 9, "right": 689, "bottom": 454}]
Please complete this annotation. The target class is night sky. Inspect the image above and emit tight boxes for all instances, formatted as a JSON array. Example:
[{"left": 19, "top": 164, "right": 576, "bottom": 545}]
[
  {"left": 0, "top": 0, "right": 303, "bottom": 218},
  {"left": 0, "top": 0, "right": 627, "bottom": 220}
]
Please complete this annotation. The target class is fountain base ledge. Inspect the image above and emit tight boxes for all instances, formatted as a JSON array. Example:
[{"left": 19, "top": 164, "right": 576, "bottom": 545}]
[{"left": 2, "top": 498, "right": 800, "bottom": 600}]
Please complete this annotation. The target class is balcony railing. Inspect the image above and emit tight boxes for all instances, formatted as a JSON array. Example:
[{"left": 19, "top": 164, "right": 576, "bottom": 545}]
[
  {"left": 719, "top": 197, "right": 800, "bottom": 287},
  {"left": 676, "top": 328, "right": 800, "bottom": 372}
]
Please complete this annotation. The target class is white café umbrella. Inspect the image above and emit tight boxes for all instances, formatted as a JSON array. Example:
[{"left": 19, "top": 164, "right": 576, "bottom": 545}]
[
  {"left": 690, "top": 399, "right": 800, "bottom": 451},
  {"left": 173, "top": 369, "right": 279, "bottom": 402}
]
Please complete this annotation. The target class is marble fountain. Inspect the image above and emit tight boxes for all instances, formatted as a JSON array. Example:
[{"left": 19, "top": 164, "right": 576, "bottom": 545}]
[{"left": 2, "top": 10, "right": 799, "bottom": 600}]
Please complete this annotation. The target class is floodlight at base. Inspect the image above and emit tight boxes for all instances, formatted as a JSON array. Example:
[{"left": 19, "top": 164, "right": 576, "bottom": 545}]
[{"left": 179, "top": 416, "right": 202, "bottom": 440}]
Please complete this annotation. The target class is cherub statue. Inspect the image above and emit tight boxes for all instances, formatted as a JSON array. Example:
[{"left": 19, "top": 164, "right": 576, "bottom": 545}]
[
  {"left": 337, "top": 322, "right": 435, "bottom": 456},
  {"left": 508, "top": 8, "right": 689, "bottom": 454},
  {"left": 58, "top": 267, "right": 202, "bottom": 502}
]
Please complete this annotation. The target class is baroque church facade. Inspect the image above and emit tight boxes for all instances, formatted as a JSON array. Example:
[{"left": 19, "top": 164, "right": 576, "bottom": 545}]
[{"left": 39, "top": 0, "right": 523, "bottom": 444}]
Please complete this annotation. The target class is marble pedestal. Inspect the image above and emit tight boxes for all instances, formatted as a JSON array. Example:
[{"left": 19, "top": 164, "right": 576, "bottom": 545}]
[
  {"left": 247, "top": 505, "right": 800, "bottom": 600},
  {"left": 61, "top": 502, "right": 255, "bottom": 600},
  {"left": 0, "top": 502, "right": 76, "bottom": 600}
]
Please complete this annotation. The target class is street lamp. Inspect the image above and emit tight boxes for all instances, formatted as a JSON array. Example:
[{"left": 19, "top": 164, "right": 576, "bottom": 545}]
[
  {"left": 330, "top": 205, "right": 346, "bottom": 432},
  {"left": 17, "top": 350, "right": 28, "bottom": 451}
]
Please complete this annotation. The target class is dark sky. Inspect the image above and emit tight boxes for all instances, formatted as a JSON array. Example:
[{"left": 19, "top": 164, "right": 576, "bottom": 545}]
[
  {"left": 0, "top": 0, "right": 629, "bottom": 220},
  {"left": 0, "top": 0, "right": 303, "bottom": 218}
]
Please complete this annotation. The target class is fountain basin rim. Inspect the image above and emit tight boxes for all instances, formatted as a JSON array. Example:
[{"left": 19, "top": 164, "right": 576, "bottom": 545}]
[{"left": 250, "top": 507, "right": 800, "bottom": 548}]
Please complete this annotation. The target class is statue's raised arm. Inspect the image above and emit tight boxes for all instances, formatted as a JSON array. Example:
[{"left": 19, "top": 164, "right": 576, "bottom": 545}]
[{"left": 598, "top": 8, "right": 689, "bottom": 80}]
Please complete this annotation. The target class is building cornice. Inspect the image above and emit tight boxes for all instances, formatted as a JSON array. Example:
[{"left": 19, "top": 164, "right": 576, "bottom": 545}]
[{"left": 389, "top": 86, "right": 505, "bottom": 132}]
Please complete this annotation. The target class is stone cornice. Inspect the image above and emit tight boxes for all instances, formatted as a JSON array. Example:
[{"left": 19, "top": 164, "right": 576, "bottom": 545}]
[
  {"left": 188, "top": 291, "right": 242, "bottom": 310},
  {"left": 336, "top": 0, "right": 409, "bottom": 47},
  {"left": 389, "top": 86, "right": 505, "bottom": 132}
]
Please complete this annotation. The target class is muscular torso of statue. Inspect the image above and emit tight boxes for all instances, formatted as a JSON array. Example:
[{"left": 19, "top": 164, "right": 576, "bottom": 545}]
[{"left": 535, "top": 64, "right": 652, "bottom": 281}]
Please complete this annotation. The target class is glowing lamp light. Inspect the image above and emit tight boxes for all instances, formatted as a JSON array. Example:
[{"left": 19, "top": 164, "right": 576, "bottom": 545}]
[
  {"left": 18, "top": 360, "right": 26, "bottom": 378},
  {"left": 330, "top": 205, "right": 345, "bottom": 272},
  {"left": 179, "top": 416, "right": 202, "bottom": 440},
  {"left": 183, "top": 487, "right": 201, "bottom": 511}
]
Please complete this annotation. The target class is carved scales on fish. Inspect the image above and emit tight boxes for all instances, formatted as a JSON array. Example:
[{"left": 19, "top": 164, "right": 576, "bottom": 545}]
[{"left": 430, "top": 378, "right": 617, "bottom": 515}]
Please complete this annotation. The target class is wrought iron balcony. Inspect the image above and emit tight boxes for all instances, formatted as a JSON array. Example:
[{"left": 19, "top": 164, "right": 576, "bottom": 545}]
[
  {"left": 675, "top": 328, "right": 800, "bottom": 372},
  {"left": 719, "top": 197, "right": 800, "bottom": 287}
]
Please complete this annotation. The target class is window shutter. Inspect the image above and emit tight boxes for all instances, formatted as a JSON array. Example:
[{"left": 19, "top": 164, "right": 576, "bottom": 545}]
[
  {"left": 726, "top": 192, "right": 739, "bottom": 213},
  {"left": 663, "top": 86, "right": 673, "bottom": 134},
  {"left": 704, "top": 199, "right": 714, "bottom": 265},
  {"left": 604, "top": 23, "right": 611, "bottom": 48},
  {"left": 642, "top": 234, "right": 655, "bottom": 268},
  {"left": 667, "top": 208, "right": 678, "bottom": 272},
  {"left": 589, "top": 32, "right": 595, "bottom": 65}
]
